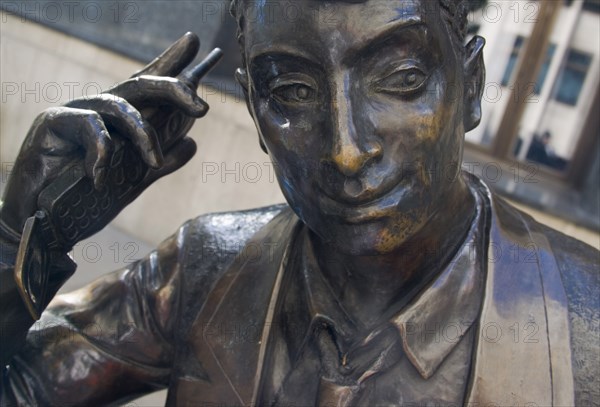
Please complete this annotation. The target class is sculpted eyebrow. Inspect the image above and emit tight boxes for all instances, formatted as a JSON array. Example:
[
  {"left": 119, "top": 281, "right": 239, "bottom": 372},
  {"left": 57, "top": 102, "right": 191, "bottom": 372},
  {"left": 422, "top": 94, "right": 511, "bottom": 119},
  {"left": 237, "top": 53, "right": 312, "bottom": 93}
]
[
  {"left": 342, "top": 21, "right": 427, "bottom": 66},
  {"left": 250, "top": 52, "right": 321, "bottom": 74},
  {"left": 249, "top": 43, "right": 320, "bottom": 68}
]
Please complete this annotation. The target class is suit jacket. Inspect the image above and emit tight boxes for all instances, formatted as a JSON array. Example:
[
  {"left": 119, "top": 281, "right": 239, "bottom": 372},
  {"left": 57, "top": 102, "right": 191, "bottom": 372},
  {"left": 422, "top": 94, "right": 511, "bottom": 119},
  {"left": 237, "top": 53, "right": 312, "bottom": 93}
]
[{"left": 1, "top": 176, "right": 598, "bottom": 406}]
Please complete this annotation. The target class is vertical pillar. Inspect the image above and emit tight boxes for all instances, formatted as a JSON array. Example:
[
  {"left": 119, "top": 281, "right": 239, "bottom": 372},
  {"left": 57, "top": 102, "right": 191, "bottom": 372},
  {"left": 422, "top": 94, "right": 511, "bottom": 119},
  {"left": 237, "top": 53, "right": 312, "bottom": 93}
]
[{"left": 492, "top": 0, "right": 562, "bottom": 158}]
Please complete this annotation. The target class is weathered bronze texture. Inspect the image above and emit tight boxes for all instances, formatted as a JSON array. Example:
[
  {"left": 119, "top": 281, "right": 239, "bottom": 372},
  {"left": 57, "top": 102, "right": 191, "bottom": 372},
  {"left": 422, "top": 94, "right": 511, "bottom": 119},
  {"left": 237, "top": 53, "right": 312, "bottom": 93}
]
[{"left": 0, "top": 1, "right": 598, "bottom": 406}]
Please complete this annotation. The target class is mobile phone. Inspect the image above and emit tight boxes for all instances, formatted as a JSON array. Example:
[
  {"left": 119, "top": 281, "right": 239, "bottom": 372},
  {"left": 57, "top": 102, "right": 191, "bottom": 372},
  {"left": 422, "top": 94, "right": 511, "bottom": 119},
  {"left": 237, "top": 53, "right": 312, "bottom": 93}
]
[{"left": 36, "top": 48, "right": 223, "bottom": 250}]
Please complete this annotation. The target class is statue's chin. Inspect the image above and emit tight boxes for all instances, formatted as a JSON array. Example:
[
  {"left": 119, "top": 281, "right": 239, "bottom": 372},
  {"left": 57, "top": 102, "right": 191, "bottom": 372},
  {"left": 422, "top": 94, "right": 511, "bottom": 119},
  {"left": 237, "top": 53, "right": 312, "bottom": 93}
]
[{"left": 306, "top": 213, "right": 426, "bottom": 257}]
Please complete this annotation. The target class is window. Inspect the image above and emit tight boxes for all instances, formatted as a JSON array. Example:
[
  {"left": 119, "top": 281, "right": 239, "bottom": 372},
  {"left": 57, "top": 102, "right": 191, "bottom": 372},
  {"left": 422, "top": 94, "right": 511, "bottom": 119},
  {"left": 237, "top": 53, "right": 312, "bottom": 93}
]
[
  {"left": 502, "top": 36, "right": 525, "bottom": 87},
  {"left": 554, "top": 49, "right": 592, "bottom": 106},
  {"left": 534, "top": 44, "right": 556, "bottom": 94},
  {"left": 583, "top": 0, "right": 600, "bottom": 14},
  {"left": 501, "top": 36, "right": 555, "bottom": 94},
  {"left": 566, "top": 0, "right": 600, "bottom": 12}
]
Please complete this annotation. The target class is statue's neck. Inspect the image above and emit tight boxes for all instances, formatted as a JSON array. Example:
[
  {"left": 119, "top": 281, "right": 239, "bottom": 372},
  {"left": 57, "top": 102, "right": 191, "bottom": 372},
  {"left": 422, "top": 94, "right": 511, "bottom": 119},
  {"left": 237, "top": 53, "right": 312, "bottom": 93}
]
[{"left": 311, "top": 181, "right": 476, "bottom": 328}]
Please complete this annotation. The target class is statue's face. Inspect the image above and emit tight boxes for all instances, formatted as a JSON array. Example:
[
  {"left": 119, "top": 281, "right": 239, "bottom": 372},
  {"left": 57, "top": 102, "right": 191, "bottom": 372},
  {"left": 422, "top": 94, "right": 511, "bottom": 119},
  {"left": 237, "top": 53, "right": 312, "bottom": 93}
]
[{"left": 242, "top": 0, "right": 481, "bottom": 255}]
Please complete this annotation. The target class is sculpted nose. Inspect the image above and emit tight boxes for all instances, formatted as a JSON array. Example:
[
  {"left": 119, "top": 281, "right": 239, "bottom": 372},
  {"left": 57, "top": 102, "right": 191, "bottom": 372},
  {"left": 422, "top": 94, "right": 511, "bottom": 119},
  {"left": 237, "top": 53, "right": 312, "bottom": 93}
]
[
  {"left": 330, "top": 79, "right": 382, "bottom": 177},
  {"left": 332, "top": 137, "right": 382, "bottom": 177}
]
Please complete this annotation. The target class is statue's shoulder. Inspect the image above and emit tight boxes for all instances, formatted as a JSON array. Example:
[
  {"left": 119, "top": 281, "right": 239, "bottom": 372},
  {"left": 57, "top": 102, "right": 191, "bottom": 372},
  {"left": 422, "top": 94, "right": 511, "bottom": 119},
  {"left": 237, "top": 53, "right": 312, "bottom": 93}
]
[
  {"left": 171, "top": 204, "right": 290, "bottom": 329},
  {"left": 176, "top": 203, "right": 290, "bottom": 276},
  {"left": 490, "top": 194, "right": 598, "bottom": 314},
  {"left": 183, "top": 203, "right": 289, "bottom": 251},
  {"left": 513, "top": 205, "right": 599, "bottom": 309},
  {"left": 539, "top": 222, "right": 598, "bottom": 280},
  {"left": 480, "top": 184, "right": 598, "bottom": 289}
]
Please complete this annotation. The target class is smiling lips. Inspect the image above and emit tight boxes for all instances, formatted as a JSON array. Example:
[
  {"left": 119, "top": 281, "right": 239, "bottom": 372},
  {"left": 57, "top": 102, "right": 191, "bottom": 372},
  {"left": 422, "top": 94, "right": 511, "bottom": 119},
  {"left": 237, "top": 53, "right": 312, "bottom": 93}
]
[{"left": 316, "top": 174, "right": 411, "bottom": 224}]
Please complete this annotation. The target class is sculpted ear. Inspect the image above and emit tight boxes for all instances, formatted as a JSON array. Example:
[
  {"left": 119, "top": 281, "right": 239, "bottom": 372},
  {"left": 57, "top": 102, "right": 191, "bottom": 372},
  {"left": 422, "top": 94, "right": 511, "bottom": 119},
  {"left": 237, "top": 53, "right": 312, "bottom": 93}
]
[
  {"left": 235, "top": 67, "right": 268, "bottom": 153},
  {"left": 235, "top": 67, "right": 249, "bottom": 95},
  {"left": 463, "top": 35, "right": 485, "bottom": 132}
]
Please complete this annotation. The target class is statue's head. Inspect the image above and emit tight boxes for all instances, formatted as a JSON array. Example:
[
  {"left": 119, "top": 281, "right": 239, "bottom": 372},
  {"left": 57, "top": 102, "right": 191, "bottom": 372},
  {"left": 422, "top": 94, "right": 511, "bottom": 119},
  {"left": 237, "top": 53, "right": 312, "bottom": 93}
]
[{"left": 231, "top": 0, "right": 485, "bottom": 255}]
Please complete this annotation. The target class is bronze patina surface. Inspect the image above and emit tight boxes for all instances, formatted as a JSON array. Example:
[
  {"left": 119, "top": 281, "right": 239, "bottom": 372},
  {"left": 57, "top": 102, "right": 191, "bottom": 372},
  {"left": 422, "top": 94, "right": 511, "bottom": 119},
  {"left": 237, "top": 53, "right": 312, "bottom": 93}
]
[{"left": 1, "top": 1, "right": 598, "bottom": 406}]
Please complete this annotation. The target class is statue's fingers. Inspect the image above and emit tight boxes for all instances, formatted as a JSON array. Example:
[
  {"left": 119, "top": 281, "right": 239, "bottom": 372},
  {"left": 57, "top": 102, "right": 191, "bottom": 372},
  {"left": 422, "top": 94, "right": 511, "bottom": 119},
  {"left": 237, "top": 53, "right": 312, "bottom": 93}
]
[
  {"left": 131, "top": 32, "right": 200, "bottom": 78},
  {"left": 145, "top": 137, "right": 197, "bottom": 184},
  {"left": 178, "top": 47, "right": 224, "bottom": 89},
  {"left": 43, "top": 107, "right": 114, "bottom": 189},
  {"left": 107, "top": 76, "right": 208, "bottom": 117},
  {"left": 66, "top": 95, "right": 163, "bottom": 169}
]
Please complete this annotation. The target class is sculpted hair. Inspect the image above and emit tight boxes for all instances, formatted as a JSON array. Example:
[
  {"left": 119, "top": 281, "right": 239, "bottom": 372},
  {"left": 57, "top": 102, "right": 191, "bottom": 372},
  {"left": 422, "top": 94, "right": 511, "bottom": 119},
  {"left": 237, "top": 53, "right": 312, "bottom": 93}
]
[{"left": 229, "top": 0, "right": 473, "bottom": 66}]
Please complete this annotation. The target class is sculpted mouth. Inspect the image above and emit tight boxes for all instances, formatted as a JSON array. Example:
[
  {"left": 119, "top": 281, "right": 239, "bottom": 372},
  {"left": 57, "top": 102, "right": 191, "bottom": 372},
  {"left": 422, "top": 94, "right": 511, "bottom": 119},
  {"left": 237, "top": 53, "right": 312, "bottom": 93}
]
[
  {"left": 319, "top": 171, "right": 403, "bottom": 204},
  {"left": 317, "top": 177, "right": 409, "bottom": 223}
]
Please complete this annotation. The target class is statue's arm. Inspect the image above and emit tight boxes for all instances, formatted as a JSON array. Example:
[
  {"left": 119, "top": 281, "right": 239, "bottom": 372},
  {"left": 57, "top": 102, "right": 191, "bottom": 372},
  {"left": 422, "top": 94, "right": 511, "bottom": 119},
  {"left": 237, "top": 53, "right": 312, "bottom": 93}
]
[
  {"left": 0, "top": 225, "right": 75, "bottom": 372},
  {"left": 0, "top": 32, "right": 218, "bottom": 405},
  {"left": 0, "top": 221, "right": 190, "bottom": 405}
]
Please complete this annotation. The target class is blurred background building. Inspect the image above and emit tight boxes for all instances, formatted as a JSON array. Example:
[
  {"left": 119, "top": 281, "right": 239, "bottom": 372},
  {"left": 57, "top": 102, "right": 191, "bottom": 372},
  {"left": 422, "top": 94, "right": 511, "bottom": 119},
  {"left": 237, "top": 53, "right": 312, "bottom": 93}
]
[
  {"left": 466, "top": 0, "right": 599, "bottom": 229},
  {"left": 1, "top": 1, "right": 599, "bottom": 404}
]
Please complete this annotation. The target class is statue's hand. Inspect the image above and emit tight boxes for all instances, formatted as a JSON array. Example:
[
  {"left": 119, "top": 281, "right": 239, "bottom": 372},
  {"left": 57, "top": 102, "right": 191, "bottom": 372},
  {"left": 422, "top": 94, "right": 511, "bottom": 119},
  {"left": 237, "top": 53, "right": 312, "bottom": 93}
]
[{"left": 0, "top": 33, "right": 217, "bottom": 249}]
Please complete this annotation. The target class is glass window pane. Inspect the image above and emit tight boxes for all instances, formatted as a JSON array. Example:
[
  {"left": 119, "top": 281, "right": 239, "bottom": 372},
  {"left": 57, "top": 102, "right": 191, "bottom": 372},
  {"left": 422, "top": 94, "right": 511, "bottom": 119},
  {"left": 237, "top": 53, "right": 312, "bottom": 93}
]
[
  {"left": 534, "top": 44, "right": 556, "bottom": 95},
  {"left": 583, "top": 0, "right": 600, "bottom": 14},
  {"left": 501, "top": 36, "right": 524, "bottom": 87},
  {"left": 554, "top": 49, "right": 592, "bottom": 106}
]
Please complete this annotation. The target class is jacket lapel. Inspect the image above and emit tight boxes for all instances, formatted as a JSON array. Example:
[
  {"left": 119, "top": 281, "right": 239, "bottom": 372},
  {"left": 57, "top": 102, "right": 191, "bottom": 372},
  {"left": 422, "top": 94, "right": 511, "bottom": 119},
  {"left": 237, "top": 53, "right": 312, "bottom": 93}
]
[
  {"left": 467, "top": 190, "right": 574, "bottom": 406},
  {"left": 183, "top": 208, "right": 300, "bottom": 406}
]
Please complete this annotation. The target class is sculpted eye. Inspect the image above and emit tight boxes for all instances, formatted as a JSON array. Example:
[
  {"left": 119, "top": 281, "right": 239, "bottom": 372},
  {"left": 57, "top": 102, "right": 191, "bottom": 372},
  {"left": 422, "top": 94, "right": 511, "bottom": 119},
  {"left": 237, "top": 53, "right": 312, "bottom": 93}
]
[
  {"left": 269, "top": 74, "right": 317, "bottom": 105},
  {"left": 374, "top": 67, "right": 428, "bottom": 96}
]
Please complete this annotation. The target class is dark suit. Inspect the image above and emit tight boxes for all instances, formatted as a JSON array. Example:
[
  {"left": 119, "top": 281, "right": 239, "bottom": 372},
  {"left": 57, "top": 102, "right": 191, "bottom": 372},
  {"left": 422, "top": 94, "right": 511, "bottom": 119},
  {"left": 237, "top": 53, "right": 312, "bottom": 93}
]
[{"left": 1, "top": 175, "right": 598, "bottom": 406}]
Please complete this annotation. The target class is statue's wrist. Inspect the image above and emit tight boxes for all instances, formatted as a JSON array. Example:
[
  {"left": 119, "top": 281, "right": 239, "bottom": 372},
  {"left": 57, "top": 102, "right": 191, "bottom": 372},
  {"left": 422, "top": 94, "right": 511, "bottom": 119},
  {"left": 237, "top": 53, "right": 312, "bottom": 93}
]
[
  {"left": 0, "top": 201, "right": 23, "bottom": 246},
  {"left": 13, "top": 212, "right": 76, "bottom": 320}
]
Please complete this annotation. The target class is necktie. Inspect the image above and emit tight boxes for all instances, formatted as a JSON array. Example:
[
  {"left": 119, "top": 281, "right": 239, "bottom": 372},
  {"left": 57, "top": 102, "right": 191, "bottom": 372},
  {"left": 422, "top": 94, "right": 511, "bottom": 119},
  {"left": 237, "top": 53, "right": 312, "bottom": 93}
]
[{"left": 315, "top": 320, "right": 404, "bottom": 407}]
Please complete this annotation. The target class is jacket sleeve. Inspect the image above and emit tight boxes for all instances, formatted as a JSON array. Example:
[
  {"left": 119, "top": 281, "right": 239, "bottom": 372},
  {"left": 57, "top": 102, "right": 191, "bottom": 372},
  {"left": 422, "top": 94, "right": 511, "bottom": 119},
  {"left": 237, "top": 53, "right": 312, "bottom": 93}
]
[{"left": 1, "top": 221, "right": 191, "bottom": 406}]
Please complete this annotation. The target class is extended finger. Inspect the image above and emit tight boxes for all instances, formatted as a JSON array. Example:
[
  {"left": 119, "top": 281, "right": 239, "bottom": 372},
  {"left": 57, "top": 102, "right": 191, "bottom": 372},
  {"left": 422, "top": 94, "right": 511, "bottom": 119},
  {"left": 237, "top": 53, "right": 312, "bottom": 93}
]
[
  {"left": 42, "top": 107, "right": 113, "bottom": 189},
  {"left": 131, "top": 32, "right": 200, "bottom": 78},
  {"left": 107, "top": 76, "right": 208, "bottom": 117},
  {"left": 179, "top": 47, "right": 224, "bottom": 88},
  {"left": 66, "top": 95, "right": 163, "bottom": 169}
]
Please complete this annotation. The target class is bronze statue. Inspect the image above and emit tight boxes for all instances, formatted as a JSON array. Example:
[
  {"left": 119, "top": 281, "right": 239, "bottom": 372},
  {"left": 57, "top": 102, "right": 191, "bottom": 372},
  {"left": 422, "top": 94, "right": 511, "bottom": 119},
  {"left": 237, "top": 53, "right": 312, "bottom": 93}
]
[{"left": 1, "top": 0, "right": 598, "bottom": 406}]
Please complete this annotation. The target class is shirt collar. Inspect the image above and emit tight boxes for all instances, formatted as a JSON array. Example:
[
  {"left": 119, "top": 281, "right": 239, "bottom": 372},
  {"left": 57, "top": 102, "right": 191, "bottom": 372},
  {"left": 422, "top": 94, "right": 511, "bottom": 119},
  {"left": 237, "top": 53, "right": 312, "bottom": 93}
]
[{"left": 300, "top": 180, "right": 487, "bottom": 379}]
